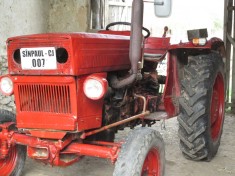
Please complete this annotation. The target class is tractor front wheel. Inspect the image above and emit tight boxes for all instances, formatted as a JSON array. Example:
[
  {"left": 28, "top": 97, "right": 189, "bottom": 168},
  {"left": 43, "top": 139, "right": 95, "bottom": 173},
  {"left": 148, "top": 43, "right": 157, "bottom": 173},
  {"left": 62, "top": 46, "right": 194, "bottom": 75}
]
[
  {"left": 0, "top": 109, "right": 26, "bottom": 176},
  {"left": 178, "top": 52, "right": 225, "bottom": 161},
  {"left": 113, "top": 128, "right": 165, "bottom": 176}
]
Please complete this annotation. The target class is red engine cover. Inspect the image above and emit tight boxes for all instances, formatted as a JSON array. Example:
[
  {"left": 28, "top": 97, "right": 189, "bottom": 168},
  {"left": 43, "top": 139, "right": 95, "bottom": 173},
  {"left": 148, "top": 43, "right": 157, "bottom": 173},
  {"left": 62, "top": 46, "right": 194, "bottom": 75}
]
[{"left": 7, "top": 33, "right": 131, "bottom": 76}]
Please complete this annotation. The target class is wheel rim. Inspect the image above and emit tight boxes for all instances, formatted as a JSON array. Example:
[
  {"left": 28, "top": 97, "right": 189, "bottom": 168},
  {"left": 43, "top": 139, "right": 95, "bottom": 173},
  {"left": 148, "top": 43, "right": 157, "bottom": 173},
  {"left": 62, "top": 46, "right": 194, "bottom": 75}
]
[
  {"left": 0, "top": 142, "right": 18, "bottom": 175},
  {"left": 210, "top": 73, "right": 224, "bottom": 141},
  {"left": 142, "top": 147, "right": 161, "bottom": 176}
]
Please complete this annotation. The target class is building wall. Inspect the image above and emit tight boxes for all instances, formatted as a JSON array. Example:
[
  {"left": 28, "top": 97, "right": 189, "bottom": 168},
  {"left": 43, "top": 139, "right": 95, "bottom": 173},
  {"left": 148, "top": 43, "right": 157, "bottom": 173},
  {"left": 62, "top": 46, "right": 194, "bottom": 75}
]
[
  {"left": 49, "top": 0, "right": 90, "bottom": 32},
  {"left": 0, "top": 0, "right": 90, "bottom": 111}
]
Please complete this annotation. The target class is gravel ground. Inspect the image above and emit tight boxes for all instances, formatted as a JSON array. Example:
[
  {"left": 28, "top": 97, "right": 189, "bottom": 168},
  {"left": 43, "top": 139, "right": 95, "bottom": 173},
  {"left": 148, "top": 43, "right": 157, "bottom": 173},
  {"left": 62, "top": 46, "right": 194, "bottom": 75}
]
[{"left": 22, "top": 114, "right": 235, "bottom": 176}]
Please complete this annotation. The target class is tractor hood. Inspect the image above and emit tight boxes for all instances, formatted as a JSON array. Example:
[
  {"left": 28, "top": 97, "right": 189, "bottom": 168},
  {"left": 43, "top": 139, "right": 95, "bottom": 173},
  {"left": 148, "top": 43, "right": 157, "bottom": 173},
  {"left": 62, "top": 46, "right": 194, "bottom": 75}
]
[{"left": 7, "top": 33, "right": 130, "bottom": 76}]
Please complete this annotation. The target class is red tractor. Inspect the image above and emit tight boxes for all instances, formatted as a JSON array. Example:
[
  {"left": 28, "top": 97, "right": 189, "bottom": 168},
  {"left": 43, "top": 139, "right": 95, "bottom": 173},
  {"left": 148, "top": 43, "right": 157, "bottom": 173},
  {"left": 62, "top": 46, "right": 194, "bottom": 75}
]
[{"left": 0, "top": 0, "right": 226, "bottom": 175}]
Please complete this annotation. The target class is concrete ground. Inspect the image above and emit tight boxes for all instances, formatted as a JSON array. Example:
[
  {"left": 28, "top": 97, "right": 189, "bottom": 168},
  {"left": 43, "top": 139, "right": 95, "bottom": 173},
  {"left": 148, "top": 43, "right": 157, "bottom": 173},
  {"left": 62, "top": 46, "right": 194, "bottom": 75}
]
[{"left": 22, "top": 114, "right": 235, "bottom": 176}]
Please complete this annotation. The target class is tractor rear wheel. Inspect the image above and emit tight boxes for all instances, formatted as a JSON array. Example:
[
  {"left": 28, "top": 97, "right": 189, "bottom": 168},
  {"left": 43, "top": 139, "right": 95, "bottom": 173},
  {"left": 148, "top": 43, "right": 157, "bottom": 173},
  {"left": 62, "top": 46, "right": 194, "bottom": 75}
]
[
  {"left": 178, "top": 52, "right": 225, "bottom": 161},
  {"left": 0, "top": 109, "right": 26, "bottom": 176},
  {"left": 113, "top": 128, "right": 165, "bottom": 176}
]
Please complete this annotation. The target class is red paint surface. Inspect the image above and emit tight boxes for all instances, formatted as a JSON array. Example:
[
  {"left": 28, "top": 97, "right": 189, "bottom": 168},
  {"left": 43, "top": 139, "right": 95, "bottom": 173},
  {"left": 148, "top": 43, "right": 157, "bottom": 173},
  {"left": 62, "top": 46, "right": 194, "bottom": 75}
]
[
  {"left": 12, "top": 74, "right": 106, "bottom": 132},
  {"left": 144, "top": 37, "right": 170, "bottom": 55},
  {"left": 142, "top": 148, "right": 161, "bottom": 175},
  {"left": 211, "top": 73, "right": 225, "bottom": 141},
  {"left": 1, "top": 31, "right": 225, "bottom": 169},
  {"left": 0, "top": 145, "right": 18, "bottom": 175},
  {"left": 163, "top": 52, "right": 180, "bottom": 117},
  {"left": 13, "top": 76, "right": 78, "bottom": 131},
  {"left": 7, "top": 33, "right": 130, "bottom": 76}
]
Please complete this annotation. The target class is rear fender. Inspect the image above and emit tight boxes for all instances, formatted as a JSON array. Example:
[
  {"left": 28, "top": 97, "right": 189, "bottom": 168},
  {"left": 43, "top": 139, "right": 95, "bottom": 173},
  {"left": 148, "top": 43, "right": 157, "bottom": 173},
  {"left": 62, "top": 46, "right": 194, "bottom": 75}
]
[{"left": 163, "top": 37, "right": 225, "bottom": 118}]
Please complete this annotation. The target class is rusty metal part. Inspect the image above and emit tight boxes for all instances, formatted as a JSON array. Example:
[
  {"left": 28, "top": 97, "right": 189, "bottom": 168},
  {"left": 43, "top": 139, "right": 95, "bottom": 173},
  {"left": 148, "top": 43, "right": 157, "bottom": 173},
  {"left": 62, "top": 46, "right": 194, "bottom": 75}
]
[
  {"left": 144, "top": 111, "right": 168, "bottom": 121},
  {"left": 110, "top": 0, "right": 143, "bottom": 89},
  {"left": 146, "top": 95, "right": 160, "bottom": 113},
  {"left": 163, "top": 26, "right": 169, "bottom": 37},
  {"left": 134, "top": 94, "right": 147, "bottom": 112},
  {"left": 85, "top": 141, "right": 122, "bottom": 148},
  {"left": 81, "top": 111, "right": 150, "bottom": 139},
  {"left": 81, "top": 94, "right": 149, "bottom": 139}
]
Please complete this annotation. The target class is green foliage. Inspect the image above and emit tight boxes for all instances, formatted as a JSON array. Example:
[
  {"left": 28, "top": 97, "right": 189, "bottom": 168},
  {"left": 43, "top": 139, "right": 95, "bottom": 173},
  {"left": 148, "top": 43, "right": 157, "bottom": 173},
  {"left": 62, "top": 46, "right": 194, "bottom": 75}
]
[{"left": 213, "top": 18, "right": 223, "bottom": 31}]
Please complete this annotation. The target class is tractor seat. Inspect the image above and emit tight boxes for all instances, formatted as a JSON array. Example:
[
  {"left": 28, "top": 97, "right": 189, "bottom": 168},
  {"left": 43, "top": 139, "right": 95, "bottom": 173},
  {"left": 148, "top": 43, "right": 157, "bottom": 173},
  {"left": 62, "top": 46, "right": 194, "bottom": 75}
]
[
  {"left": 144, "top": 53, "right": 162, "bottom": 58},
  {"left": 144, "top": 53, "right": 163, "bottom": 62},
  {"left": 144, "top": 37, "right": 170, "bottom": 62}
]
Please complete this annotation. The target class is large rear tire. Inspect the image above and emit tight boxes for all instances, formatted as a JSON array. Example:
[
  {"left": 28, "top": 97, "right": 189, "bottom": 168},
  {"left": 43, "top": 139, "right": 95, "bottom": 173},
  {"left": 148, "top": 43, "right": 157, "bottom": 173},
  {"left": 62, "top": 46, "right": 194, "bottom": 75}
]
[
  {"left": 178, "top": 52, "right": 225, "bottom": 161},
  {"left": 113, "top": 128, "right": 165, "bottom": 176},
  {"left": 0, "top": 109, "right": 26, "bottom": 176}
]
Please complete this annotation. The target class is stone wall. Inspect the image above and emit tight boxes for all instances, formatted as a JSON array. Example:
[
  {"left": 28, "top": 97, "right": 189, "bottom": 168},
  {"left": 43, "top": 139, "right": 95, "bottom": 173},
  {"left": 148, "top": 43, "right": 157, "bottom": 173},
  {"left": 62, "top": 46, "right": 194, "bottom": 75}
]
[{"left": 0, "top": 0, "right": 90, "bottom": 112}]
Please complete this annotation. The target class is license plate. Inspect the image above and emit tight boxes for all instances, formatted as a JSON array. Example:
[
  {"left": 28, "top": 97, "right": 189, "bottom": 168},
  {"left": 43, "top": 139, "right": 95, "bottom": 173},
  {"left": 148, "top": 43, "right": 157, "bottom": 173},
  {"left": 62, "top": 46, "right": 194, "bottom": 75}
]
[{"left": 20, "top": 47, "right": 57, "bottom": 70}]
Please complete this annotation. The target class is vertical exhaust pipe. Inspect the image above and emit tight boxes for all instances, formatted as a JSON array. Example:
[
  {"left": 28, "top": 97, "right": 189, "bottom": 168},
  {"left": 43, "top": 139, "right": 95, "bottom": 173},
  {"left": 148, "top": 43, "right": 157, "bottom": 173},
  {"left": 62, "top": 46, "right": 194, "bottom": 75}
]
[{"left": 110, "top": 0, "right": 143, "bottom": 89}]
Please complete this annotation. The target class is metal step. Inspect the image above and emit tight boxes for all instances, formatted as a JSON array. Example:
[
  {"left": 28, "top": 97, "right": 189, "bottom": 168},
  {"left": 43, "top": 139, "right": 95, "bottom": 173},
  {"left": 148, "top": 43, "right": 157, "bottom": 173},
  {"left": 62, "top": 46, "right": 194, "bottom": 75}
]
[{"left": 144, "top": 111, "right": 168, "bottom": 121}]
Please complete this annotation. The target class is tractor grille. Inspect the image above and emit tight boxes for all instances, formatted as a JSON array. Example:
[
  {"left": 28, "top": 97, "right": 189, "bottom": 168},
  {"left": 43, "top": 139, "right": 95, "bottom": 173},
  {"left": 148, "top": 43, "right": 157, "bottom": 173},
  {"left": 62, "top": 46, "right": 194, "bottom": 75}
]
[{"left": 17, "top": 84, "right": 72, "bottom": 114}]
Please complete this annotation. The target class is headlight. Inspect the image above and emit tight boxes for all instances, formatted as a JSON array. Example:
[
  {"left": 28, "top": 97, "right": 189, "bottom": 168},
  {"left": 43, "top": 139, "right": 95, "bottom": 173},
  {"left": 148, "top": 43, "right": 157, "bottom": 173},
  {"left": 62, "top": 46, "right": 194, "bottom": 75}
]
[
  {"left": 83, "top": 76, "right": 108, "bottom": 100},
  {"left": 0, "top": 77, "right": 14, "bottom": 95}
]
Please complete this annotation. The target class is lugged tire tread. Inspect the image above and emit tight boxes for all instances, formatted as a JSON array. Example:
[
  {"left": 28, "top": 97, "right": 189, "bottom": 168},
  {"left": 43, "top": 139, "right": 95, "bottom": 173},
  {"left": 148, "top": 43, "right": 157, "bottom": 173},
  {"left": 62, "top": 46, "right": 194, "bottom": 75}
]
[
  {"left": 181, "top": 80, "right": 195, "bottom": 97},
  {"left": 178, "top": 115, "right": 193, "bottom": 134},
  {"left": 189, "top": 89, "right": 207, "bottom": 106},
  {"left": 188, "top": 126, "right": 206, "bottom": 142},
  {"left": 189, "top": 138, "right": 206, "bottom": 155},
  {"left": 187, "top": 107, "right": 206, "bottom": 126},
  {"left": 179, "top": 98, "right": 194, "bottom": 116},
  {"left": 113, "top": 128, "right": 165, "bottom": 176},
  {"left": 178, "top": 52, "right": 225, "bottom": 161},
  {"left": 178, "top": 130, "right": 194, "bottom": 149}
]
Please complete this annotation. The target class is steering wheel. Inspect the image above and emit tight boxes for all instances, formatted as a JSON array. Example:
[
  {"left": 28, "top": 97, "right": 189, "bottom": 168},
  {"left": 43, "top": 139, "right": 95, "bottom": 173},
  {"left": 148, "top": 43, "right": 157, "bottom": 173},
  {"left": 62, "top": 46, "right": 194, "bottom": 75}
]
[{"left": 105, "top": 22, "right": 151, "bottom": 38}]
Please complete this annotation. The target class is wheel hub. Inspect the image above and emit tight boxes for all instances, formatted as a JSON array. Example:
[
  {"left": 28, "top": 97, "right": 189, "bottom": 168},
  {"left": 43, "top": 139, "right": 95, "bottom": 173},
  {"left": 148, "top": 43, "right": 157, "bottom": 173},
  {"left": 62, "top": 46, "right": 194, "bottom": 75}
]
[
  {"left": 0, "top": 145, "right": 17, "bottom": 175},
  {"left": 210, "top": 73, "right": 224, "bottom": 141},
  {"left": 142, "top": 148, "right": 160, "bottom": 176}
]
